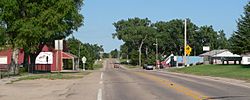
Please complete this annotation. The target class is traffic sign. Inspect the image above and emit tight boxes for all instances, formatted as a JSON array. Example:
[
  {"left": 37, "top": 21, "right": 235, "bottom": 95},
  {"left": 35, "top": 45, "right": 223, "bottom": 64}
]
[
  {"left": 185, "top": 45, "right": 192, "bottom": 56},
  {"left": 82, "top": 56, "right": 87, "bottom": 63}
]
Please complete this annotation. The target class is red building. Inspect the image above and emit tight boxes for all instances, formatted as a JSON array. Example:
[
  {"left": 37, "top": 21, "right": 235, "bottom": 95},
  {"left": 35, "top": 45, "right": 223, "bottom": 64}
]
[
  {"left": 0, "top": 45, "right": 78, "bottom": 72},
  {"left": 0, "top": 49, "right": 24, "bottom": 65}
]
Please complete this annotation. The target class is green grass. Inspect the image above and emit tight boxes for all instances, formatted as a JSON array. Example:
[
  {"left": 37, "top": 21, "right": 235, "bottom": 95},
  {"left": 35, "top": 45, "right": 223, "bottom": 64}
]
[
  {"left": 124, "top": 65, "right": 140, "bottom": 69},
  {"left": 11, "top": 72, "right": 91, "bottom": 83},
  {"left": 93, "top": 60, "right": 103, "bottom": 70},
  {"left": 119, "top": 59, "right": 127, "bottom": 64},
  {"left": 169, "top": 65, "right": 250, "bottom": 81}
]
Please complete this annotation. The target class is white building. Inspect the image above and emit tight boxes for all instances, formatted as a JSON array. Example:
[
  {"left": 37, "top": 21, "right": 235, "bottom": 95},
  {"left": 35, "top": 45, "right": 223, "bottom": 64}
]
[
  {"left": 241, "top": 53, "right": 250, "bottom": 65},
  {"left": 200, "top": 50, "right": 241, "bottom": 64}
]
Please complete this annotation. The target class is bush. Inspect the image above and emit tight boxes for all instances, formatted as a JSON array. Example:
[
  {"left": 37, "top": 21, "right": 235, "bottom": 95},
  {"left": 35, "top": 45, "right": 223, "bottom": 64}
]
[{"left": 19, "top": 67, "right": 27, "bottom": 74}]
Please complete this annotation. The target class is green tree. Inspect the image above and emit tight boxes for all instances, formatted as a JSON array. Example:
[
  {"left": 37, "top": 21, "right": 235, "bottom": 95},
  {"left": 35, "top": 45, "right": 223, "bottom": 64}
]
[
  {"left": 113, "top": 17, "right": 156, "bottom": 66},
  {"left": 67, "top": 37, "right": 104, "bottom": 70},
  {"left": 229, "top": 1, "right": 250, "bottom": 54},
  {"left": 110, "top": 49, "right": 119, "bottom": 58},
  {"left": 0, "top": 0, "right": 83, "bottom": 72},
  {"left": 102, "top": 53, "right": 110, "bottom": 58},
  {"left": 0, "top": 33, "right": 8, "bottom": 48},
  {"left": 154, "top": 19, "right": 198, "bottom": 56},
  {"left": 114, "top": 17, "right": 227, "bottom": 66},
  {"left": 217, "top": 30, "right": 229, "bottom": 49},
  {"left": 193, "top": 25, "right": 218, "bottom": 55}
]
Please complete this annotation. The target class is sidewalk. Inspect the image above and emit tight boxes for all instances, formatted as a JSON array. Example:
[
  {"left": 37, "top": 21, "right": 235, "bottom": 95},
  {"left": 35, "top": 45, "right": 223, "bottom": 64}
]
[{"left": 0, "top": 74, "right": 30, "bottom": 85}]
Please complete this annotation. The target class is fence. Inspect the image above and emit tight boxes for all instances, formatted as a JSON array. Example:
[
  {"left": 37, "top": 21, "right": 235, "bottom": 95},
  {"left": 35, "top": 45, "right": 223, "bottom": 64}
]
[{"left": 0, "top": 64, "right": 10, "bottom": 79}]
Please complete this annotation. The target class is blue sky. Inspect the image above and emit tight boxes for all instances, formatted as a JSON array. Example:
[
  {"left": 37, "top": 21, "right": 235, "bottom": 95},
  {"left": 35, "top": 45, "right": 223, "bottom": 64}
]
[{"left": 74, "top": 0, "right": 249, "bottom": 52}]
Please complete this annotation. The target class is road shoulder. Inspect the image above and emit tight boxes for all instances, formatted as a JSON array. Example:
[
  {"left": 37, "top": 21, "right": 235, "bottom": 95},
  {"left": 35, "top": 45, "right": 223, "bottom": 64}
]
[{"left": 157, "top": 70, "right": 250, "bottom": 88}]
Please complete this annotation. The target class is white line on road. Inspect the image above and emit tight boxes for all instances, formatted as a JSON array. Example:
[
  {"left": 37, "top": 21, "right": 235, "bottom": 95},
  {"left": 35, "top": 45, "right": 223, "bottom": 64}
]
[
  {"left": 99, "top": 81, "right": 103, "bottom": 84},
  {"left": 101, "top": 72, "right": 103, "bottom": 80},
  {"left": 97, "top": 88, "right": 102, "bottom": 100}
]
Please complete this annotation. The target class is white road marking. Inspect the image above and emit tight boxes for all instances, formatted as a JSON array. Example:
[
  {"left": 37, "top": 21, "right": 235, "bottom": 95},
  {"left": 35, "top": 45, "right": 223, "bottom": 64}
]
[
  {"left": 99, "top": 81, "right": 103, "bottom": 84},
  {"left": 97, "top": 88, "right": 102, "bottom": 100},
  {"left": 101, "top": 72, "right": 103, "bottom": 80},
  {"left": 104, "top": 60, "right": 108, "bottom": 71}
]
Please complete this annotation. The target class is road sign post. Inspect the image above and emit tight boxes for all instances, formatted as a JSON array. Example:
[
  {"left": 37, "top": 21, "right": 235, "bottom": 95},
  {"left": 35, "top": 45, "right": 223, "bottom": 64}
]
[
  {"left": 185, "top": 45, "right": 192, "bottom": 56},
  {"left": 185, "top": 45, "right": 192, "bottom": 66},
  {"left": 82, "top": 57, "right": 87, "bottom": 71}
]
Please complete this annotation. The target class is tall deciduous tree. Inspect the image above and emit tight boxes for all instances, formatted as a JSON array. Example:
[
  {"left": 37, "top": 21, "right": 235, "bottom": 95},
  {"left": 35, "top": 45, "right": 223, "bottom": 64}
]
[
  {"left": 229, "top": 1, "right": 250, "bottom": 54},
  {"left": 194, "top": 25, "right": 218, "bottom": 55},
  {"left": 113, "top": 17, "right": 156, "bottom": 66},
  {"left": 110, "top": 49, "right": 119, "bottom": 58},
  {"left": 0, "top": 0, "right": 83, "bottom": 72},
  {"left": 114, "top": 18, "right": 228, "bottom": 66},
  {"left": 154, "top": 19, "right": 198, "bottom": 56}
]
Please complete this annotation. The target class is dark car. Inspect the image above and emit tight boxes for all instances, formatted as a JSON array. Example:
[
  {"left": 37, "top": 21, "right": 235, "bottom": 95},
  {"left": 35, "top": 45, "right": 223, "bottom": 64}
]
[{"left": 114, "top": 63, "right": 120, "bottom": 68}]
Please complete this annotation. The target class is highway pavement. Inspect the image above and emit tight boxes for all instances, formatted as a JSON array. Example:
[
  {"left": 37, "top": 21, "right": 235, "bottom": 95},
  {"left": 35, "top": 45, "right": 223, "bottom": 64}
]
[{"left": 100, "top": 59, "right": 250, "bottom": 100}]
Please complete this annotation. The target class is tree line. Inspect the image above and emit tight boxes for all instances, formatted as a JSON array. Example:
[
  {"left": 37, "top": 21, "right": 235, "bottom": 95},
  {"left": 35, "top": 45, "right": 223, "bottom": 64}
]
[
  {"left": 112, "top": 18, "right": 228, "bottom": 66},
  {"left": 66, "top": 37, "right": 104, "bottom": 70},
  {"left": 113, "top": 1, "right": 250, "bottom": 66}
]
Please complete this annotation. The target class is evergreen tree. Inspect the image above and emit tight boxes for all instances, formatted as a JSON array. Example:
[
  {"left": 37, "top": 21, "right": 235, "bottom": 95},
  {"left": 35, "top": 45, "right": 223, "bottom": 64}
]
[{"left": 230, "top": 2, "right": 250, "bottom": 54}]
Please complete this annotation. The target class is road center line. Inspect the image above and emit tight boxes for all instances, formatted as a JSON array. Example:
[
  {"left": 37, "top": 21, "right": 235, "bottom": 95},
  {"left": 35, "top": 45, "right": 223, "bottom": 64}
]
[
  {"left": 97, "top": 88, "right": 102, "bottom": 100},
  {"left": 99, "top": 81, "right": 103, "bottom": 84},
  {"left": 135, "top": 72, "right": 208, "bottom": 100},
  {"left": 101, "top": 72, "right": 104, "bottom": 80}
]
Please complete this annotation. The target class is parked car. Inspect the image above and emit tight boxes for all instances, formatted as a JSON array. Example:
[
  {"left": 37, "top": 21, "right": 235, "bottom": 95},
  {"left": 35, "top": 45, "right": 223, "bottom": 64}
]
[{"left": 145, "top": 65, "right": 154, "bottom": 70}]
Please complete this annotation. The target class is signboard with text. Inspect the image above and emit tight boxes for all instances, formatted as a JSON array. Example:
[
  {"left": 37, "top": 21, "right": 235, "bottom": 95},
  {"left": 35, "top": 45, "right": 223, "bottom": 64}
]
[
  {"left": 0, "top": 56, "right": 7, "bottom": 64},
  {"left": 55, "top": 40, "right": 63, "bottom": 50},
  {"left": 35, "top": 52, "right": 53, "bottom": 64},
  {"left": 82, "top": 57, "right": 87, "bottom": 63},
  {"left": 203, "top": 46, "right": 210, "bottom": 51}
]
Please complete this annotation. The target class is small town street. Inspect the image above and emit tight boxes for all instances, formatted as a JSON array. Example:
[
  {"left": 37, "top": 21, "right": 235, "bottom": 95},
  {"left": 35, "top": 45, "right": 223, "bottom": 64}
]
[{"left": 1, "top": 59, "right": 250, "bottom": 100}]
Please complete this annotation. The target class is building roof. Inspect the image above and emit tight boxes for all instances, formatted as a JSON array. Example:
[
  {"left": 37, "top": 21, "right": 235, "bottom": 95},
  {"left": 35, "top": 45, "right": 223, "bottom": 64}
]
[
  {"left": 213, "top": 51, "right": 241, "bottom": 57},
  {"left": 200, "top": 49, "right": 241, "bottom": 57},
  {"left": 199, "top": 49, "right": 227, "bottom": 57}
]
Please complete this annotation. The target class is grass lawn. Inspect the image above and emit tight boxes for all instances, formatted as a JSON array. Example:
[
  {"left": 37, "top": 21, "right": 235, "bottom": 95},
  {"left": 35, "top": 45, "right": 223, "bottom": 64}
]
[
  {"left": 93, "top": 60, "right": 103, "bottom": 70},
  {"left": 168, "top": 64, "right": 250, "bottom": 81},
  {"left": 119, "top": 59, "right": 127, "bottom": 63},
  {"left": 123, "top": 65, "right": 140, "bottom": 69},
  {"left": 11, "top": 71, "right": 91, "bottom": 83}
]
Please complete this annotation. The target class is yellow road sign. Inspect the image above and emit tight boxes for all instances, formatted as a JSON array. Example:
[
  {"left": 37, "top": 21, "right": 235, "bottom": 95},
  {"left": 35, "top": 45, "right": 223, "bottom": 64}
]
[{"left": 185, "top": 45, "right": 192, "bottom": 56}]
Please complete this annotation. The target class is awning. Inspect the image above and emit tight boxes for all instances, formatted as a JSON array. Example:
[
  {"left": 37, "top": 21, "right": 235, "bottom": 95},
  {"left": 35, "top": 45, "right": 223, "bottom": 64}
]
[{"left": 62, "top": 52, "right": 78, "bottom": 59}]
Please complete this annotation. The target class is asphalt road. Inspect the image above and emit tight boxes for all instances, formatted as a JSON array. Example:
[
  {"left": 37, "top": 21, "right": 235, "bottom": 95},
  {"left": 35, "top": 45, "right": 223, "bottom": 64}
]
[{"left": 101, "top": 59, "right": 250, "bottom": 100}]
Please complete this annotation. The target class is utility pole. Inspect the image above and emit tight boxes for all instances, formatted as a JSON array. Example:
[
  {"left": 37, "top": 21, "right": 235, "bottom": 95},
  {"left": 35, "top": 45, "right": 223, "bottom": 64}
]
[
  {"left": 153, "top": 39, "right": 159, "bottom": 68},
  {"left": 78, "top": 42, "right": 80, "bottom": 71},
  {"left": 184, "top": 19, "right": 187, "bottom": 66},
  {"left": 156, "top": 38, "right": 158, "bottom": 63}
]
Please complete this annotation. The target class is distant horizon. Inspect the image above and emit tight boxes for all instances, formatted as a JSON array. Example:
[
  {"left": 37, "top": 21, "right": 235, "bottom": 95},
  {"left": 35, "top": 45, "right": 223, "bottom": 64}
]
[{"left": 74, "top": 0, "right": 249, "bottom": 52}]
